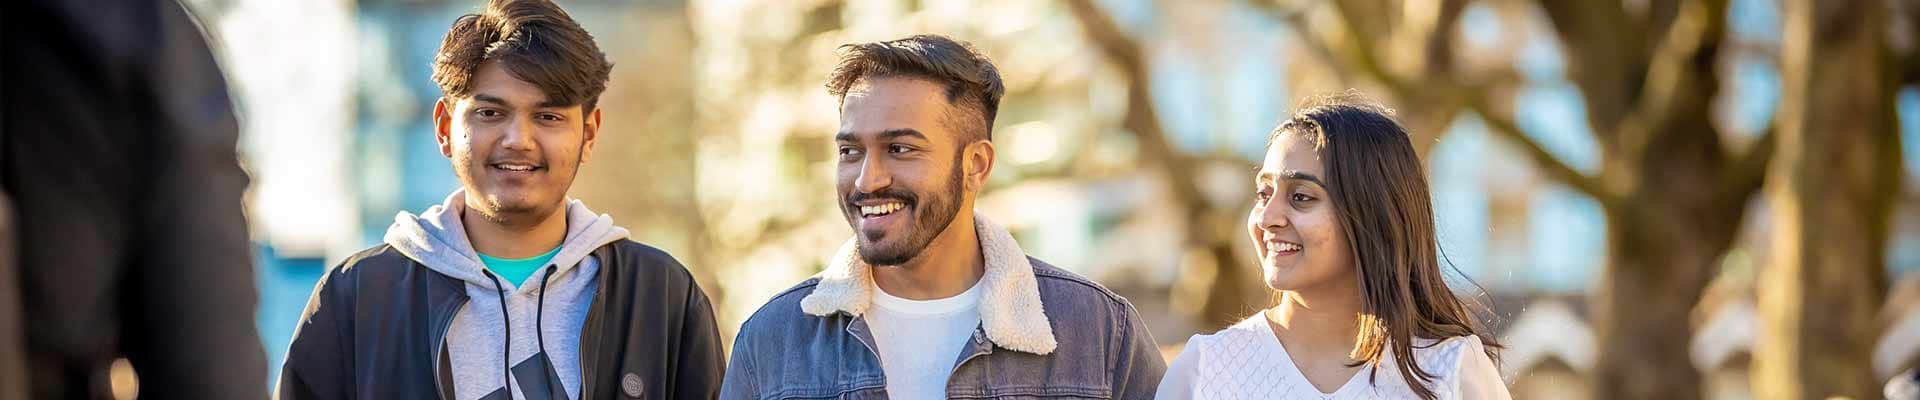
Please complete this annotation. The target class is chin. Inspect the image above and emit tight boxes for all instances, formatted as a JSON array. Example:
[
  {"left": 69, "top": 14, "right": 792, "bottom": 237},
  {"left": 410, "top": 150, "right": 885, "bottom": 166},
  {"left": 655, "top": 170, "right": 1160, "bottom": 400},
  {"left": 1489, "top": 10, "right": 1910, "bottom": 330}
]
[
  {"left": 856, "top": 239, "right": 918, "bottom": 266},
  {"left": 1261, "top": 267, "right": 1294, "bottom": 292}
]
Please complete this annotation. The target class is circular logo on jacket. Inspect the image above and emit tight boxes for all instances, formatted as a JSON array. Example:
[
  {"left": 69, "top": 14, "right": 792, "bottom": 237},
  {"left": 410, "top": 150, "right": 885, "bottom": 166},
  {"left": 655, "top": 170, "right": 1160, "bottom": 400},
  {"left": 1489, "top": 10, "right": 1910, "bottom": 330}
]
[{"left": 621, "top": 372, "right": 645, "bottom": 398}]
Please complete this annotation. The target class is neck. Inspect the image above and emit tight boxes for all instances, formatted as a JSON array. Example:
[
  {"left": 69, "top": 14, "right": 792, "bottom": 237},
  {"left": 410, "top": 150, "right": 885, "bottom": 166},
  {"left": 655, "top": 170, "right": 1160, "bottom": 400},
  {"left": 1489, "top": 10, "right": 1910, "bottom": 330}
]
[
  {"left": 462, "top": 202, "right": 568, "bottom": 259},
  {"left": 872, "top": 210, "right": 984, "bottom": 300},
  {"left": 1267, "top": 282, "right": 1364, "bottom": 358}
]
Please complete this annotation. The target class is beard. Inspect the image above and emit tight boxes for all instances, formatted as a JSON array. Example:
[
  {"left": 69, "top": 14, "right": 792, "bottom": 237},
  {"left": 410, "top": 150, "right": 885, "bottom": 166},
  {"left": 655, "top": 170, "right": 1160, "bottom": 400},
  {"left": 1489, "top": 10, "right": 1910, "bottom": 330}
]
[{"left": 844, "top": 154, "right": 966, "bottom": 267}]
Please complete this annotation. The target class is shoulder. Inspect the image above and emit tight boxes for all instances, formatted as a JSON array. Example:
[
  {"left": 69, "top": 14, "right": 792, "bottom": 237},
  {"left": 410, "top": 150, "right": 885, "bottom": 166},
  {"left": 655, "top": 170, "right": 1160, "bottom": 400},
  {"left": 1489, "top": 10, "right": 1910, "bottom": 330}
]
[
  {"left": 599, "top": 239, "right": 702, "bottom": 287},
  {"left": 318, "top": 244, "right": 424, "bottom": 295},
  {"left": 1180, "top": 314, "right": 1272, "bottom": 360},
  {"left": 1414, "top": 334, "right": 1490, "bottom": 368},
  {"left": 1027, "top": 257, "right": 1138, "bottom": 313},
  {"left": 1408, "top": 335, "right": 1504, "bottom": 396},
  {"left": 1421, "top": 335, "right": 1509, "bottom": 399},
  {"left": 604, "top": 240, "right": 690, "bottom": 273},
  {"left": 333, "top": 244, "right": 414, "bottom": 277},
  {"left": 733, "top": 277, "right": 826, "bottom": 342}
]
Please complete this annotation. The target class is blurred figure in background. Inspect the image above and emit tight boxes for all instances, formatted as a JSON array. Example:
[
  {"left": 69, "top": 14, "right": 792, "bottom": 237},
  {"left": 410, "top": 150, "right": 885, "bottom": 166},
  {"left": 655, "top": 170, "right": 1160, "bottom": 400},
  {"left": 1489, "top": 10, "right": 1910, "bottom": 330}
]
[
  {"left": 275, "top": 0, "right": 724, "bottom": 399},
  {"left": 0, "top": 0, "right": 267, "bottom": 399}
]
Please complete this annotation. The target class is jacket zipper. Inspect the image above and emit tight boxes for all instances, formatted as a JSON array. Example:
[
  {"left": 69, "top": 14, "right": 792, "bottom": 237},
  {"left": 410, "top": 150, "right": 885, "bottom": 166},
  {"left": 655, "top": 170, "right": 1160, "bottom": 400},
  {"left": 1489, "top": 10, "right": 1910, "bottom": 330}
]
[
  {"left": 435, "top": 301, "right": 469, "bottom": 400},
  {"left": 578, "top": 260, "right": 605, "bottom": 397}
]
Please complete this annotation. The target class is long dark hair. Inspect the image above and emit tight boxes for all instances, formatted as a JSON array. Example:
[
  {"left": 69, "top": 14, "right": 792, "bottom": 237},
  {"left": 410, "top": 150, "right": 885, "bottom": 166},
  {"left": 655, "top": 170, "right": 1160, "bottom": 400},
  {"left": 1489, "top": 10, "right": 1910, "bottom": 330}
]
[{"left": 1271, "top": 92, "right": 1499, "bottom": 400}]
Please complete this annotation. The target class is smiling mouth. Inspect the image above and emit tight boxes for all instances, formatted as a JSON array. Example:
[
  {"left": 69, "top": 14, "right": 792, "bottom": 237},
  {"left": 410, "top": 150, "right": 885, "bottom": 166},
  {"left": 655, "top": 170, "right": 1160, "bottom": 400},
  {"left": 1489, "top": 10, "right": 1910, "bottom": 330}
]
[
  {"left": 490, "top": 162, "right": 544, "bottom": 173},
  {"left": 1268, "top": 241, "right": 1302, "bottom": 255},
  {"left": 858, "top": 202, "right": 906, "bottom": 218}
]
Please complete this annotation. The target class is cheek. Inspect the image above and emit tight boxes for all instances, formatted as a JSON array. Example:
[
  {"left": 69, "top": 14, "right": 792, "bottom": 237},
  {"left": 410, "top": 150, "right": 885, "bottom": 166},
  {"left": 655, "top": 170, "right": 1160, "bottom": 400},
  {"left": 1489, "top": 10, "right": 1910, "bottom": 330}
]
[{"left": 1295, "top": 209, "right": 1346, "bottom": 260}]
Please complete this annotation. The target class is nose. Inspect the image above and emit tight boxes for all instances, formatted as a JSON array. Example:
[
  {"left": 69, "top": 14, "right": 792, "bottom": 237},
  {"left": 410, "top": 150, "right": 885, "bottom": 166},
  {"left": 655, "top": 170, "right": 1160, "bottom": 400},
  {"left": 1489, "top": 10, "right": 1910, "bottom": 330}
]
[
  {"left": 854, "top": 155, "right": 892, "bottom": 194},
  {"left": 1256, "top": 199, "right": 1290, "bottom": 232},
  {"left": 499, "top": 114, "right": 536, "bottom": 151}
]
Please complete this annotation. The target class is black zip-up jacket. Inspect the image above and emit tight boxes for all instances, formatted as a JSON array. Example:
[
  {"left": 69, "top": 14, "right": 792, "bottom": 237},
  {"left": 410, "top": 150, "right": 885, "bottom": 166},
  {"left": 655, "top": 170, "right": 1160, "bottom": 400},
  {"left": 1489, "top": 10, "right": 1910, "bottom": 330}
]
[{"left": 276, "top": 240, "right": 723, "bottom": 399}]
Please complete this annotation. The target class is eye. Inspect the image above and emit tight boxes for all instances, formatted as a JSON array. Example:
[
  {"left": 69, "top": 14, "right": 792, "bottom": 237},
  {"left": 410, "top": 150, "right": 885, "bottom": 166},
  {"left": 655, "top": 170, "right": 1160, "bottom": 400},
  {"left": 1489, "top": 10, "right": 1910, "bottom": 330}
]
[
  {"left": 474, "top": 108, "right": 503, "bottom": 118},
  {"left": 1255, "top": 187, "right": 1273, "bottom": 201},
  {"left": 888, "top": 144, "right": 913, "bottom": 154},
  {"left": 536, "top": 113, "right": 564, "bottom": 122},
  {"left": 1290, "top": 193, "right": 1315, "bottom": 203},
  {"left": 837, "top": 145, "right": 860, "bottom": 157}
]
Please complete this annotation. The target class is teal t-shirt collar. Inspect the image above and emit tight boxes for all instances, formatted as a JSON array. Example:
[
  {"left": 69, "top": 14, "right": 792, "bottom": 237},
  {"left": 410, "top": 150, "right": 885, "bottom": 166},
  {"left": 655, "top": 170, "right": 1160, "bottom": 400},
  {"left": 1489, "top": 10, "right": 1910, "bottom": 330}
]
[{"left": 477, "top": 245, "right": 563, "bottom": 287}]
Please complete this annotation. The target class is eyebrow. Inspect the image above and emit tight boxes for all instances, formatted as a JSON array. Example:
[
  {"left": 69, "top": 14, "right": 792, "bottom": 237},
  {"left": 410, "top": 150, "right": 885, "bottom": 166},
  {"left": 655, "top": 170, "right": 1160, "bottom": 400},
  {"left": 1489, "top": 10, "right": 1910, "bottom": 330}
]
[
  {"left": 835, "top": 128, "right": 928, "bottom": 142},
  {"left": 1257, "top": 170, "right": 1326, "bottom": 187}
]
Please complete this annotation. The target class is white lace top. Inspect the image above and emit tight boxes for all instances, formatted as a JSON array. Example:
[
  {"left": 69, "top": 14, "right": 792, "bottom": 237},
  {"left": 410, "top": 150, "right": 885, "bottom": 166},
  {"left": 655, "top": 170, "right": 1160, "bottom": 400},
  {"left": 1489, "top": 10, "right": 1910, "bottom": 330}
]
[{"left": 1155, "top": 314, "right": 1510, "bottom": 399}]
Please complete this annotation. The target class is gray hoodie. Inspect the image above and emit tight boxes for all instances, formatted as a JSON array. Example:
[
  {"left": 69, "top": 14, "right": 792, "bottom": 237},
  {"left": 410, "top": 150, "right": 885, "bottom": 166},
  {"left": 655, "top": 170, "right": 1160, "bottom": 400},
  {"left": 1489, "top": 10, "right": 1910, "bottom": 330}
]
[{"left": 384, "top": 190, "right": 628, "bottom": 400}]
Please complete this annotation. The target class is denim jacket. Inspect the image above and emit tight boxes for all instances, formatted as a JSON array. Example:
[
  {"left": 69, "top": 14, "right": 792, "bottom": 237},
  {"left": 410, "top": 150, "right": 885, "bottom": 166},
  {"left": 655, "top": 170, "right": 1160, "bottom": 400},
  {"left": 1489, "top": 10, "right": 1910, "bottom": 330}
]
[{"left": 721, "top": 213, "right": 1166, "bottom": 399}]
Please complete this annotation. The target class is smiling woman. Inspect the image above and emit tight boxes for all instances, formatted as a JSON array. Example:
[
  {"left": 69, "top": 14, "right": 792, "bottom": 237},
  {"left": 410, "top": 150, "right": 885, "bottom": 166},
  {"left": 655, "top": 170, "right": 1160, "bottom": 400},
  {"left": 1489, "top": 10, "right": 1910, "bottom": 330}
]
[{"left": 1157, "top": 91, "right": 1511, "bottom": 400}]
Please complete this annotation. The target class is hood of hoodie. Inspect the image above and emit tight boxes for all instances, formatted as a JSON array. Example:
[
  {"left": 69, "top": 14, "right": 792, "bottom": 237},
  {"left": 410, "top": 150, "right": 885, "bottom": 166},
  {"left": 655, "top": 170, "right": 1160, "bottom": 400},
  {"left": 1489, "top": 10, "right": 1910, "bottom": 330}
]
[
  {"left": 385, "top": 189, "right": 629, "bottom": 292},
  {"left": 383, "top": 189, "right": 630, "bottom": 400}
]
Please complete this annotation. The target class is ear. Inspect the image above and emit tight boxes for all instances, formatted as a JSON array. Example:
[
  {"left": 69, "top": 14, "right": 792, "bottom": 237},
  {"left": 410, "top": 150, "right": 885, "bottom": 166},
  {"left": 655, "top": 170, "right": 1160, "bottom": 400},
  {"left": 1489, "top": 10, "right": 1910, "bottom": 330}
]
[
  {"left": 580, "top": 107, "right": 601, "bottom": 164},
  {"left": 433, "top": 98, "right": 455, "bottom": 158},
  {"left": 962, "top": 139, "right": 995, "bottom": 193}
]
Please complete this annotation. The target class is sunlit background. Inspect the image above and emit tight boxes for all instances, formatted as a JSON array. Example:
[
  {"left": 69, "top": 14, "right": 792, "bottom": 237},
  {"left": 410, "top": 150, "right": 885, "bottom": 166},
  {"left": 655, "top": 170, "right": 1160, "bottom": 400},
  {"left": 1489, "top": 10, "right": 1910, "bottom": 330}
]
[{"left": 176, "top": 0, "right": 1920, "bottom": 398}]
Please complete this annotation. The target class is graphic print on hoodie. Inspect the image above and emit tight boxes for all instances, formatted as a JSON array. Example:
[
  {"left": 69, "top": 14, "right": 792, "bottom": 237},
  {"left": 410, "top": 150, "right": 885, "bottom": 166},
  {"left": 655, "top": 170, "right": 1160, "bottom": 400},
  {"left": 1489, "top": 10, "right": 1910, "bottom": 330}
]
[{"left": 385, "top": 190, "right": 629, "bottom": 400}]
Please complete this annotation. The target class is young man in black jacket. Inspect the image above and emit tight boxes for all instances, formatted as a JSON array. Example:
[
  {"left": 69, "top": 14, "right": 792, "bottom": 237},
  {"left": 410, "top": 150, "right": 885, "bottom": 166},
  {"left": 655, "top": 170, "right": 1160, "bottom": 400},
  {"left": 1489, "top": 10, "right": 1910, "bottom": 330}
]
[{"left": 277, "top": 1, "right": 723, "bottom": 398}]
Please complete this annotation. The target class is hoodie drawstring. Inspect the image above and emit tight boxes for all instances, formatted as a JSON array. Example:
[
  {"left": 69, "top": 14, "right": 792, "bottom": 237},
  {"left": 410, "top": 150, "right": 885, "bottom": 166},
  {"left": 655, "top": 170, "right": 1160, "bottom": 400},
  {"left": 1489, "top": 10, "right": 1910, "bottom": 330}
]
[
  {"left": 482, "top": 266, "right": 561, "bottom": 400},
  {"left": 482, "top": 270, "right": 515, "bottom": 400},
  {"left": 536, "top": 265, "right": 556, "bottom": 360}
]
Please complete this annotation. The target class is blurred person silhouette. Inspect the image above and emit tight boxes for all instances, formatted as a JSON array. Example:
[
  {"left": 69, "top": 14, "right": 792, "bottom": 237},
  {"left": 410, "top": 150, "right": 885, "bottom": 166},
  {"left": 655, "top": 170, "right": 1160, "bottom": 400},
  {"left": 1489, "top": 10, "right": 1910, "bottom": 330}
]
[{"left": 0, "top": 0, "right": 268, "bottom": 399}]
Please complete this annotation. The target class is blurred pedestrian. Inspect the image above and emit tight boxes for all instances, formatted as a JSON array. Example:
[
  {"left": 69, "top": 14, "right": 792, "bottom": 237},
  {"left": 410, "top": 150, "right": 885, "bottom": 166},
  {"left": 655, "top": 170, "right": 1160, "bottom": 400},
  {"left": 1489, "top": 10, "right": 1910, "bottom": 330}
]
[{"left": 1, "top": 0, "right": 267, "bottom": 398}]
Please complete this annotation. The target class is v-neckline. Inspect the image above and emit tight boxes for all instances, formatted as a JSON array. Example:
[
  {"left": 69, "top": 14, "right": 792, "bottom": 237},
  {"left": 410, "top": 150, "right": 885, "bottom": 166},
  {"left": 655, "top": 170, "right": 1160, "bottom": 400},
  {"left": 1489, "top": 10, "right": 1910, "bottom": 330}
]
[{"left": 1259, "top": 311, "right": 1370, "bottom": 397}]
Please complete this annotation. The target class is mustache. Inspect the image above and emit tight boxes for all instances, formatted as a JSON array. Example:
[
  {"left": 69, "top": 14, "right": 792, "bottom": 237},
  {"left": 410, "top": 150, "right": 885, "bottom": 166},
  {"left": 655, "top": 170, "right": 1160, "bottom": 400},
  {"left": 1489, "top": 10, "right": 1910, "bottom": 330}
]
[{"left": 846, "top": 187, "right": 917, "bottom": 207}]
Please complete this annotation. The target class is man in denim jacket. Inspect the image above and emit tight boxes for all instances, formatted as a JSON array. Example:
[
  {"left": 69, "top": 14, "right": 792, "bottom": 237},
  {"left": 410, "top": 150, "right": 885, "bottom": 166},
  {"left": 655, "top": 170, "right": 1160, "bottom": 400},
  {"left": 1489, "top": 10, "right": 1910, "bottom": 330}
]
[{"left": 720, "top": 34, "right": 1166, "bottom": 400}]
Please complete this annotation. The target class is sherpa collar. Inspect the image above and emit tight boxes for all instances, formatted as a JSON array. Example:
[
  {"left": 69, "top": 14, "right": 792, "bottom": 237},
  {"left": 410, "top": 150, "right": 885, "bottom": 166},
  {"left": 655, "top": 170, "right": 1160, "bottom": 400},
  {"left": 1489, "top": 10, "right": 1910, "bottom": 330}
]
[{"left": 799, "top": 212, "right": 1058, "bottom": 355}]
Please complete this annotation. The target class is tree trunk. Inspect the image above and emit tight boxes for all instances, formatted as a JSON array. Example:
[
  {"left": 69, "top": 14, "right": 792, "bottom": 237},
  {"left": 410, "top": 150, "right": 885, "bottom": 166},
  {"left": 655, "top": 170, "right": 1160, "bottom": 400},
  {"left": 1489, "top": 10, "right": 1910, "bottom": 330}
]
[
  {"left": 1592, "top": 138, "right": 1750, "bottom": 400},
  {"left": 1593, "top": 217, "right": 1727, "bottom": 399},
  {"left": 1754, "top": 0, "right": 1899, "bottom": 398}
]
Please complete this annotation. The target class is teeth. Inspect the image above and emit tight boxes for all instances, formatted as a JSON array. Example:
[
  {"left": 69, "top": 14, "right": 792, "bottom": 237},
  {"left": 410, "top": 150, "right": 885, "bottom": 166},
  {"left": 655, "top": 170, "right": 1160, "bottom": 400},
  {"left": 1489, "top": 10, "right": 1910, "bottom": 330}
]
[
  {"left": 496, "top": 164, "right": 535, "bottom": 171},
  {"left": 860, "top": 203, "right": 904, "bottom": 217},
  {"left": 1272, "top": 242, "right": 1302, "bottom": 252}
]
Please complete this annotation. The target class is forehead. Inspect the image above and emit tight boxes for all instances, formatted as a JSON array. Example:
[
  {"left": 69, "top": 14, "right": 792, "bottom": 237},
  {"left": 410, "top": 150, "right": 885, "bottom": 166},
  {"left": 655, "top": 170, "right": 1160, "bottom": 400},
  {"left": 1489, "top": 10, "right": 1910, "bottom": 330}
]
[
  {"left": 464, "top": 61, "right": 555, "bottom": 107},
  {"left": 1260, "top": 132, "right": 1326, "bottom": 176},
  {"left": 838, "top": 76, "right": 954, "bottom": 141}
]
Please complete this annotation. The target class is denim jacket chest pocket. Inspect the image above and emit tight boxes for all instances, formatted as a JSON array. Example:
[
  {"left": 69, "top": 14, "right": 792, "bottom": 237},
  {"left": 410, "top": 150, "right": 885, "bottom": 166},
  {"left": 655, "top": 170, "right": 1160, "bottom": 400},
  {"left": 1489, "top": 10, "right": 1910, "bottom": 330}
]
[
  {"left": 942, "top": 329, "right": 1114, "bottom": 400},
  {"left": 759, "top": 326, "right": 1113, "bottom": 400}
]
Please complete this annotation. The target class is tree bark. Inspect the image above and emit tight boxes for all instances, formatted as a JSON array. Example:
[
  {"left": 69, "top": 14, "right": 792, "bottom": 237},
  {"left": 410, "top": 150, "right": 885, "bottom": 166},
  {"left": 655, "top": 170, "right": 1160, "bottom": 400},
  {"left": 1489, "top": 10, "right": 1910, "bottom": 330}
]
[{"left": 1754, "top": 0, "right": 1899, "bottom": 398}]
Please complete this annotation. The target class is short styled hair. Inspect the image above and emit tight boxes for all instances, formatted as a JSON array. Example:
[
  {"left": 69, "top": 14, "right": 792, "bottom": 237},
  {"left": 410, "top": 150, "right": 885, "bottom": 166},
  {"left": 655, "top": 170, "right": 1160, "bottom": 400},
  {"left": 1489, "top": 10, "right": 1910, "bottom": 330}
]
[
  {"left": 825, "top": 34, "right": 1005, "bottom": 143},
  {"left": 431, "top": 0, "right": 613, "bottom": 111}
]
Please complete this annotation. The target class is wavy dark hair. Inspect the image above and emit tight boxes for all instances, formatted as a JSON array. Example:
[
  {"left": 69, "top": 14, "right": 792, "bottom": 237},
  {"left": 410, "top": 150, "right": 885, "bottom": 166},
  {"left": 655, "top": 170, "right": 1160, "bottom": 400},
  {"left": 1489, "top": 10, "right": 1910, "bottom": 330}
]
[
  {"left": 431, "top": 0, "right": 613, "bottom": 112},
  {"left": 1269, "top": 91, "right": 1500, "bottom": 400},
  {"left": 825, "top": 34, "right": 1004, "bottom": 144}
]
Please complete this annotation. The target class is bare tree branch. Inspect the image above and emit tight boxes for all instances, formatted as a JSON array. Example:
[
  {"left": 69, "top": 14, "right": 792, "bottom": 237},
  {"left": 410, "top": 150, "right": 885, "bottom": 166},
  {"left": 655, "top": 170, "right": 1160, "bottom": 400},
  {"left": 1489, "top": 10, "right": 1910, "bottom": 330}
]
[
  {"left": 1534, "top": 0, "right": 1644, "bottom": 137},
  {"left": 1063, "top": 0, "right": 1261, "bottom": 329},
  {"left": 1617, "top": 0, "right": 1730, "bottom": 169},
  {"left": 1462, "top": 93, "right": 1614, "bottom": 205},
  {"left": 1308, "top": 0, "right": 1612, "bottom": 203}
]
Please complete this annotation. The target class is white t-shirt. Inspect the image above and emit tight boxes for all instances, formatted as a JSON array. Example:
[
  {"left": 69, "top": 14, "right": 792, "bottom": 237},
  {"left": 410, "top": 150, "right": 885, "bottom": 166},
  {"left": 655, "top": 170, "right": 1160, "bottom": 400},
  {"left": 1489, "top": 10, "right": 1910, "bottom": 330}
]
[
  {"left": 1156, "top": 313, "right": 1511, "bottom": 399},
  {"left": 865, "top": 280, "right": 985, "bottom": 400}
]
